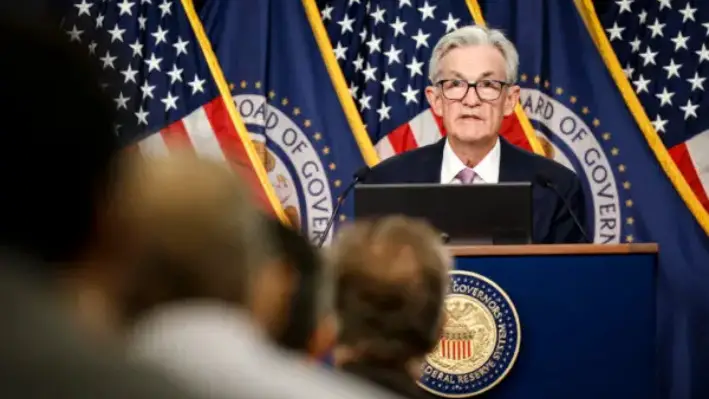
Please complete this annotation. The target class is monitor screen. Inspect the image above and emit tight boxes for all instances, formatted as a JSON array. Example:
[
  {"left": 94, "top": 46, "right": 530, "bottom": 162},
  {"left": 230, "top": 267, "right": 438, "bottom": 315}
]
[{"left": 353, "top": 183, "right": 533, "bottom": 245}]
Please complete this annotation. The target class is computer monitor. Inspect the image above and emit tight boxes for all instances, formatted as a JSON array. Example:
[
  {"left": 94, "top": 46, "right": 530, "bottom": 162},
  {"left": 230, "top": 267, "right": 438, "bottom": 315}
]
[{"left": 353, "top": 183, "right": 533, "bottom": 245}]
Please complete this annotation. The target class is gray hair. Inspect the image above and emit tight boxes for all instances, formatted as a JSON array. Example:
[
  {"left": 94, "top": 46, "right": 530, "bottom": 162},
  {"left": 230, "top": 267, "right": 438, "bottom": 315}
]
[{"left": 428, "top": 25, "right": 519, "bottom": 84}]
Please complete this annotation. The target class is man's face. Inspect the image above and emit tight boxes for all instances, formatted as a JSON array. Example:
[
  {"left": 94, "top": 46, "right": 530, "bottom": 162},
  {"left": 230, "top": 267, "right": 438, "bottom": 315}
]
[{"left": 425, "top": 45, "right": 520, "bottom": 145}]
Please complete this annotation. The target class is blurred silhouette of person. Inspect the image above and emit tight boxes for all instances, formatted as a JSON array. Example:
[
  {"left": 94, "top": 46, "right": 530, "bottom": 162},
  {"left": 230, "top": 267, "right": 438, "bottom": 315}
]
[
  {"left": 330, "top": 216, "right": 452, "bottom": 398},
  {"left": 113, "top": 152, "right": 400, "bottom": 399},
  {"left": 264, "top": 218, "right": 337, "bottom": 360},
  {"left": 0, "top": 17, "right": 198, "bottom": 399}
]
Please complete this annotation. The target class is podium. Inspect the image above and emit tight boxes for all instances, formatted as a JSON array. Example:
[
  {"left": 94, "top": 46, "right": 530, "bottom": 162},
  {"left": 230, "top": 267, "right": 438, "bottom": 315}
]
[{"left": 419, "top": 244, "right": 657, "bottom": 399}]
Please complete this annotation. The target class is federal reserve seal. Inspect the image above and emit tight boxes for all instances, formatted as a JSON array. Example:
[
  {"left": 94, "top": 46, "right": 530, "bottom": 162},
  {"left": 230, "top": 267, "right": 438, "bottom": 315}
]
[
  {"left": 518, "top": 76, "right": 637, "bottom": 244},
  {"left": 233, "top": 91, "right": 338, "bottom": 245},
  {"left": 418, "top": 271, "right": 521, "bottom": 397}
]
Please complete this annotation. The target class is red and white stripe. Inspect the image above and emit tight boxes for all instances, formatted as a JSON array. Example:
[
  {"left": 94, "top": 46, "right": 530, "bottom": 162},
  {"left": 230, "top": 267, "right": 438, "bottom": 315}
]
[
  {"left": 440, "top": 338, "right": 473, "bottom": 360},
  {"left": 139, "top": 105, "right": 225, "bottom": 161},
  {"left": 374, "top": 109, "right": 445, "bottom": 160},
  {"left": 138, "top": 97, "right": 236, "bottom": 161},
  {"left": 669, "top": 130, "right": 709, "bottom": 212},
  {"left": 135, "top": 96, "right": 274, "bottom": 214}
]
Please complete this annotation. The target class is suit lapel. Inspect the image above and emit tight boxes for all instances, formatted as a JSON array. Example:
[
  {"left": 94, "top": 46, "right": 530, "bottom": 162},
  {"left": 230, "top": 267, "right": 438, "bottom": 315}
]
[
  {"left": 415, "top": 138, "right": 445, "bottom": 183},
  {"left": 498, "top": 137, "right": 532, "bottom": 183}
]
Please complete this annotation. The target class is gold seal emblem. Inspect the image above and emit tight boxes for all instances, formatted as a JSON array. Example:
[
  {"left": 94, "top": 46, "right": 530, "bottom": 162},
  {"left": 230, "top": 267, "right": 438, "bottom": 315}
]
[
  {"left": 418, "top": 270, "right": 521, "bottom": 397},
  {"left": 428, "top": 295, "right": 497, "bottom": 374}
]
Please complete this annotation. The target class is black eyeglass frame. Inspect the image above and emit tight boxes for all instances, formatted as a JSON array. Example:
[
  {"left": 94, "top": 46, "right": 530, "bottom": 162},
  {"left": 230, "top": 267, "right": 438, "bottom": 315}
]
[{"left": 435, "top": 79, "right": 512, "bottom": 101}]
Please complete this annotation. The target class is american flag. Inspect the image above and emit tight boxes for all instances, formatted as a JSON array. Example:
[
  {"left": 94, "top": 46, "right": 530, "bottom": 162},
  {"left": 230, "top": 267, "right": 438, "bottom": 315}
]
[
  {"left": 60, "top": 0, "right": 277, "bottom": 213},
  {"left": 318, "top": 0, "right": 534, "bottom": 161},
  {"left": 600, "top": 0, "right": 709, "bottom": 213}
]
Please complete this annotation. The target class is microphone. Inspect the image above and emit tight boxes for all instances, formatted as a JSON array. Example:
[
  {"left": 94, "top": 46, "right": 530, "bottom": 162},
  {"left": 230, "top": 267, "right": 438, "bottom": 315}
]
[
  {"left": 535, "top": 174, "right": 591, "bottom": 244},
  {"left": 316, "top": 166, "right": 371, "bottom": 248}
]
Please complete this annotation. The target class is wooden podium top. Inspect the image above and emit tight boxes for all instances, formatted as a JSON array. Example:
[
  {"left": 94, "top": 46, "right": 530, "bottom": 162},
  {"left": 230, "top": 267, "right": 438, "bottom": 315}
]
[{"left": 448, "top": 243, "right": 658, "bottom": 256}]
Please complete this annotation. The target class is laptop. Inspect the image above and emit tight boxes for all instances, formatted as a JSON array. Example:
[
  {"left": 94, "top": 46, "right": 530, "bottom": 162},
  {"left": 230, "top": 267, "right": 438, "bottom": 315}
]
[{"left": 353, "top": 183, "right": 533, "bottom": 245}]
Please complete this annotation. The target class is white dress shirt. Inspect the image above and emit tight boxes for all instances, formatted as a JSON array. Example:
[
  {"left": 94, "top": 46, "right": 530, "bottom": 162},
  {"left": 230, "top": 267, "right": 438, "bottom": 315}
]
[{"left": 440, "top": 138, "right": 501, "bottom": 184}]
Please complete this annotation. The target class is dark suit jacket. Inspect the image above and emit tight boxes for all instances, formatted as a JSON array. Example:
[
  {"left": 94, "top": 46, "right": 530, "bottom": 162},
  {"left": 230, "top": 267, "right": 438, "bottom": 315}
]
[{"left": 361, "top": 137, "right": 588, "bottom": 244}]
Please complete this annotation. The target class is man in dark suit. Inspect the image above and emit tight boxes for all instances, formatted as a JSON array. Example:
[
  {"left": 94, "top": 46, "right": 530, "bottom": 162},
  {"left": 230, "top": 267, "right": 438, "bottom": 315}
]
[{"left": 362, "top": 25, "right": 587, "bottom": 244}]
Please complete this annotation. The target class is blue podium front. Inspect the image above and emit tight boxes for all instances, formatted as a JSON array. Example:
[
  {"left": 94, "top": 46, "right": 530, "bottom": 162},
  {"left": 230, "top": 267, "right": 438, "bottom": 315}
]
[{"left": 418, "top": 244, "right": 657, "bottom": 399}]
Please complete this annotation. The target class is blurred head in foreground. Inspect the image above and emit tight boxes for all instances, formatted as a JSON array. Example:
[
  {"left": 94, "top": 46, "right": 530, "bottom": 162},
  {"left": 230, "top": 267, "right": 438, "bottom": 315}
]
[
  {"left": 330, "top": 216, "right": 452, "bottom": 378},
  {"left": 0, "top": 17, "right": 119, "bottom": 265},
  {"left": 0, "top": 18, "right": 137, "bottom": 340},
  {"left": 113, "top": 154, "right": 405, "bottom": 399},
  {"left": 264, "top": 219, "right": 337, "bottom": 359},
  {"left": 110, "top": 152, "right": 288, "bottom": 330}
]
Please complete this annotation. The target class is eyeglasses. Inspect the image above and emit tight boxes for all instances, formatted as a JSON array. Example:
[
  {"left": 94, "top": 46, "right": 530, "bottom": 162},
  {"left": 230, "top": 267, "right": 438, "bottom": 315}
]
[{"left": 436, "top": 79, "right": 509, "bottom": 101}]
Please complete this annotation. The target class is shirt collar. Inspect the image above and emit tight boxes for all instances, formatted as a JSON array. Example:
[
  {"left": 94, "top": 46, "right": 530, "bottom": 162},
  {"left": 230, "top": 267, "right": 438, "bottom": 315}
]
[{"left": 440, "top": 137, "right": 501, "bottom": 184}]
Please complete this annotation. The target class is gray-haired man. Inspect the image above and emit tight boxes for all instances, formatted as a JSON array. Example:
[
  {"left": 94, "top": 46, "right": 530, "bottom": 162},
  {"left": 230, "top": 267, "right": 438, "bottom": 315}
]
[{"left": 361, "top": 25, "right": 588, "bottom": 245}]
